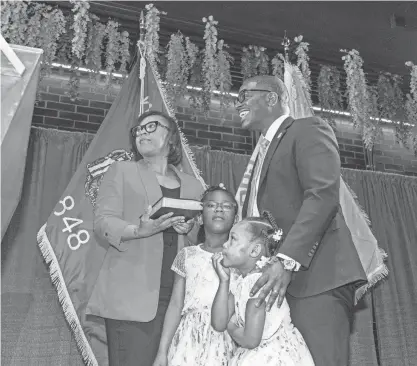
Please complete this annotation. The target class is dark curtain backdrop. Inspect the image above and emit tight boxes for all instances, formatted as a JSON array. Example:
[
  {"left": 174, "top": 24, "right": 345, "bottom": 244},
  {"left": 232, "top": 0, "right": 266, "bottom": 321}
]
[{"left": 2, "top": 128, "right": 416, "bottom": 366}]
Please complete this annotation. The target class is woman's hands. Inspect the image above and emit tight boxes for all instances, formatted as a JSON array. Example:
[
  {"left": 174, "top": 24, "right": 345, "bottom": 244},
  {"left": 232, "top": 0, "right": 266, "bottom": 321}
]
[
  {"left": 172, "top": 218, "right": 195, "bottom": 235},
  {"left": 135, "top": 205, "right": 185, "bottom": 238},
  {"left": 212, "top": 252, "right": 230, "bottom": 283}
]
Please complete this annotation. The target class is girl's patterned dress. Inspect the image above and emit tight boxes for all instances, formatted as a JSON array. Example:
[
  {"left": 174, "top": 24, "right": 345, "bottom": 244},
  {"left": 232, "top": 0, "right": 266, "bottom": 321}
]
[
  {"left": 167, "top": 245, "right": 235, "bottom": 366},
  {"left": 229, "top": 272, "right": 315, "bottom": 366}
]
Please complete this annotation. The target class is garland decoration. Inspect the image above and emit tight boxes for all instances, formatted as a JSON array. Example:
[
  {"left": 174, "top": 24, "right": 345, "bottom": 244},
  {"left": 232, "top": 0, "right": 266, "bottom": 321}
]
[
  {"left": 202, "top": 16, "right": 219, "bottom": 115},
  {"left": 294, "top": 35, "right": 311, "bottom": 88},
  {"left": 25, "top": 2, "right": 46, "bottom": 48},
  {"left": 341, "top": 49, "right": 380, "bottom": 150},
  {"left": 1, "top": 1, "right": 415, "bottom": 158},
  {"left": 215, "top": 39, "right": 234, "bottom": 122},
  {"left": 66, "top": 0, "right": 90, "bottom": 101},
  {"left": 317, "top": 65, "right": 343, "bottom": 129},
  {"left": 403, "top": 61, "right": 417, "bottom": 155},
  {"left": 118, "top": 31, "right": 131, "bottom": 77},
  {"left": 377, "top": 73, "right": 404, "bottom": 121},
  {"left": 104, "top": 20, "right": 120, "bottom": 93},
  {"left": 257, "top": 46, "right": 270, "bottom": 76},
  {"left": 271, "top": 52, "right": 285, "bottom": 79},
  {"left": 186, "top": 37, "right": 204, "bottom": 118},
  {"left": 241, "top": 45, "right": 269, "bottom": 80},
  {"left": 70, "top": 0, "right": 90, "bottom": 60},
  {"left": 165, "top": 31, "right": 188, "bottom": 105},
  {"left": 144, "top": 3, "right": 165, "bottom": 65},
  {"left": 1, "top": 1, "right": 29, "bottom": 45},
  {"left": 84, "top": 15, "right": 106, "bottom": 90},
  {"left": 241, "top": 46, "right": 254, "bottom": 80}
]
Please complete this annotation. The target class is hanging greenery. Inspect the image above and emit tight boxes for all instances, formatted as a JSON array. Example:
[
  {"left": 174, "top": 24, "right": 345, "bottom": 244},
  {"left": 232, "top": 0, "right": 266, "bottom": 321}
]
[
  {"left": 186, "top": 37, "right": 204, "bottom": 118},
  {"left": 403, "top": 62, "right": 417, "bottom": 155},
  {"left": 165, "top": 32, "right": 188, "bottom": 104},
  {"left": 1, "top": 1, "right": 29, "bottom": 45},
  {"left": 241, "top": 46, "right": 254, "bottom": 80},
  {"left": 1, "top": 1, "right": 65, "bottom": 82},
  {"left": 294, "top": 35, "right": 311, "bottom": 88},
  {"left": 70, "top": 0, "right": 90, "bottom": 60},
  {"left": 104, "top": 20, "right": 120, "bottom": 93},
  {"left": 241, "top": 45, "right": 269, "bottom": 80},
  {"left": 1, "top": 1, "right": 131, "bottom": 100},
  {"left": 2, "top": 0, "right": 415, "bottom": 159},
  {"left": 25, "top": 3, "right": 45, "bottom": 48},
  {"left": 118, "top": 31, "right": 131, "bottom": 77},
  {"left": 271, "top": 52, "right": 285, "bottom": 79},
  {"left": 64, "top": 0, "right": 90, "bottom": 101},
  {"left": 377, "top": 72, "right": 404, "bottom": 121},
  {"left": 257, "top": 46, "right": 270, "bottom": 76},
  {"left": 317, "top": 65, "right": 343, "bottom": 129},
  {"left": 215, "top": 39, "right": 234, "bottom": 122},
  {"left": 144, "top": 3, "right": 165, "bottom": 64},
  {"left": 341, "top": 49, "right": 380, "bottom": 150},
  {"left": 84, "top": 15, "right": 106, "bottom": 90},
  {"left": 201, "top": 16, "right": 219, "bottom": 115}
]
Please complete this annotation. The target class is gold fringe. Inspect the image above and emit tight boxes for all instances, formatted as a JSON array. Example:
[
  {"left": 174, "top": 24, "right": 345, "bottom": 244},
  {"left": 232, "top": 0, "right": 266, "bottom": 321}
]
[
  {"left": 354, "top": 248, "right": 389, "bottom": 304},
  {"left": 37, "top": 223, "right": 98, "bottom": 366}
]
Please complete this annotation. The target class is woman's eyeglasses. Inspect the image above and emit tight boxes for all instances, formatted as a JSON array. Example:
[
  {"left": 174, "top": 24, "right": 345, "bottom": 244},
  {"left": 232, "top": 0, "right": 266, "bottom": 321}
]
[
  {"left": 203, "top": 201, "right": 236, "bottom": 212},
  {"left": 236, "top": 89, "right": 273, "bottom": 104},
  {"left": 131, "top": 121, "right": 170, "bottom": 137}
]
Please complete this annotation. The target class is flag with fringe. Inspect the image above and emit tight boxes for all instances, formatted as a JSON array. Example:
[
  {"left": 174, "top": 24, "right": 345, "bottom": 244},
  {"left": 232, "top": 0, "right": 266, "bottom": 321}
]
[
  {"left": 283, "top": 61, "right": 388, "bottom": 303},
  {"left": 37, "top": 49, "right": 205, "bottom": 366}
]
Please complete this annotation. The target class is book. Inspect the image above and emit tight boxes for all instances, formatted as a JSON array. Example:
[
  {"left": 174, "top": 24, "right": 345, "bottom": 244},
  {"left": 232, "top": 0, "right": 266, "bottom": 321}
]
[{"left": 149, "top": 197, "right": 203, "bottom": 221}]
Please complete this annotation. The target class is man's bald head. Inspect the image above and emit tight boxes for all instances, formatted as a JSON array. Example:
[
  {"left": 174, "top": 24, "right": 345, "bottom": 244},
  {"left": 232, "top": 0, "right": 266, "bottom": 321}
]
[{"left": 236, "top": 75, "right": 290, "bottom": 133}]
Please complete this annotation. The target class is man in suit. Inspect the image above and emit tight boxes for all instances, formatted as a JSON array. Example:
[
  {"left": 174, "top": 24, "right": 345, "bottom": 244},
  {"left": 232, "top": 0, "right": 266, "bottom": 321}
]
[{"left": 235, "top": 75, "right": 367, "bottom": 365}]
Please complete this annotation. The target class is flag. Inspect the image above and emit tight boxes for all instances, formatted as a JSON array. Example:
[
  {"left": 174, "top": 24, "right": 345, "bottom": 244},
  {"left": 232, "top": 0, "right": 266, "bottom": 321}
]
[
  {"left": 37, "top": 50, "right": 205, "bottom": 366},
  {"left": 283, "top": 61, "right": 314, "bottom": 119},
  {"left": 284, "top": 61, "right": 388, "bottom": 303}
]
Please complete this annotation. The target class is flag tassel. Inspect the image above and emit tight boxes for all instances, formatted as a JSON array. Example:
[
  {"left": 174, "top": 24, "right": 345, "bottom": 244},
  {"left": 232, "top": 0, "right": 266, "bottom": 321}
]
[
  {"left": 355, "top": 248, "right": 389, "bottom": 302},
  {"left": 37, "top": 224, "right": 98, "bottom": 366}
]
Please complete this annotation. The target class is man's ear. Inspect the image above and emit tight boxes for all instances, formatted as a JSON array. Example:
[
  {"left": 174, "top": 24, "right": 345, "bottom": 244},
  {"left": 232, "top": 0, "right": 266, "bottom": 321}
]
[
  {"left": 267, "top": 92, "right": 278, "bottom": 107},
  {"left": 197, "top": 214, "right": 203, "bottom": 226},
  {"left": 234, "top": 214, "right": 240, "bottom": 224}
]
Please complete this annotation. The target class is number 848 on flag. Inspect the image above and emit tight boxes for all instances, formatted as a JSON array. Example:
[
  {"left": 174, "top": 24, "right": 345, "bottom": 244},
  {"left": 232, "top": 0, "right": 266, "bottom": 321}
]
[{"left": 54, "top": 195, "right": 90, "bottom": 251}]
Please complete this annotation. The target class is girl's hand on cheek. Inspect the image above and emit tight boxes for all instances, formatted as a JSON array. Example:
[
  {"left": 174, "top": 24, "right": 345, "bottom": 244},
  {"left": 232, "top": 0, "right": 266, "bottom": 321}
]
[{"left": 212, "top": 253, "right": 230, "bottom": 282}]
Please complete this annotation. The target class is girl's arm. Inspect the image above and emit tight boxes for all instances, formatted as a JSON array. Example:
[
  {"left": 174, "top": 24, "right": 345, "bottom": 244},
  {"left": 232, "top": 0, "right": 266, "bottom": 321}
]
[
  {"left": 227, "top": 299, "right": 266, "bottom": 349},
  {"left": 156, "top": 274, "right": 185, "bottom": 355},
  {"left": 211, "top": 280, "right": 235, "bottom": 332}
]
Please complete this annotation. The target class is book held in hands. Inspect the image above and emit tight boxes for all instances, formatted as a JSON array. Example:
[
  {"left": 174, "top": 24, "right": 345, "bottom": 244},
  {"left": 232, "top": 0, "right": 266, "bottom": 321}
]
[{"left": 149, "top": 197, "right": 203, "bottom": 221}]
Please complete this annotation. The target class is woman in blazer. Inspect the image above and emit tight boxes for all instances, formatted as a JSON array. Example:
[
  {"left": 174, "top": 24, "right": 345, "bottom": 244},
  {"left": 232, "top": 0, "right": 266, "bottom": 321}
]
[{"left": 87, "top": 111, "right": 204, "bottom": 366}]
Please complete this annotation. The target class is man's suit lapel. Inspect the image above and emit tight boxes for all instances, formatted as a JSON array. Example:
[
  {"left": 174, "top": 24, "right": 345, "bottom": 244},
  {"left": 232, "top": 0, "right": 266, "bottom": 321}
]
[{"left": 259, "top": 117, "right": 295, "bottom": 188}]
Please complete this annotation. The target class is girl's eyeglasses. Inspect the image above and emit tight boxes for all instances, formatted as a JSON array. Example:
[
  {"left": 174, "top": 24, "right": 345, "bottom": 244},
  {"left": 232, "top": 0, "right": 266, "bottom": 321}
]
[
  {"left": 131, "top": 121, "right": 170, "bottom": 137},
  {"left": 203, "top": 201, "right": 236, "bottom": 212},
  {"left": 236, "top": 89, "right": 273, "bottom": 104}
]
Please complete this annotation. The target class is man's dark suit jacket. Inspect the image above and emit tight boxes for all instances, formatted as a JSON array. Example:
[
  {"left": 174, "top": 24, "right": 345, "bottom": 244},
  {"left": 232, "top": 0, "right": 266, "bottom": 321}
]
[{"left": 244, "top": 116, "right": 367, "bottom": 298}]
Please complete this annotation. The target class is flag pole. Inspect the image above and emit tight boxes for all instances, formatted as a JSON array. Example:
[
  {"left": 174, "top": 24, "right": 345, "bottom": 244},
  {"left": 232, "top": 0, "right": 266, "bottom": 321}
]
[
  {"left": 138, "top": 11, "right": 146, "bottom": 116},
  {"left": 281, "top": 30, "right": 290, "bottom": 63}
]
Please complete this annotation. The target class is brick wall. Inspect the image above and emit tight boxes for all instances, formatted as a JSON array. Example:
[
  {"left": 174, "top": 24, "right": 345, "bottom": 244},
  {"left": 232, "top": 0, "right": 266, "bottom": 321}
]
[{"left": 32, "top": 70, "right": 417, "bottom": 177}]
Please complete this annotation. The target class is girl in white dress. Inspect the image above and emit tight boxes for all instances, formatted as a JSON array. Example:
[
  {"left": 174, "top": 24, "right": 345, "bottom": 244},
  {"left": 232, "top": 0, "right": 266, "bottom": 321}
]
[
  {"left": 153, "top": 185, "right": 237, "bottom": 366},
  {"left": 211, "top": 212, "right": 315, "bottom": 366}
]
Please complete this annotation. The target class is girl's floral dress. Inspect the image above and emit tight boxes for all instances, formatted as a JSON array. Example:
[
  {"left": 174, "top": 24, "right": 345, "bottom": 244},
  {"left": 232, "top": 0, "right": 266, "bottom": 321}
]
[
  {"left": 229, "top": 272, "right": 315, "bottom": 366},
  {"left": 167, "top": 245, "right": 235, "bottom": 366}
]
